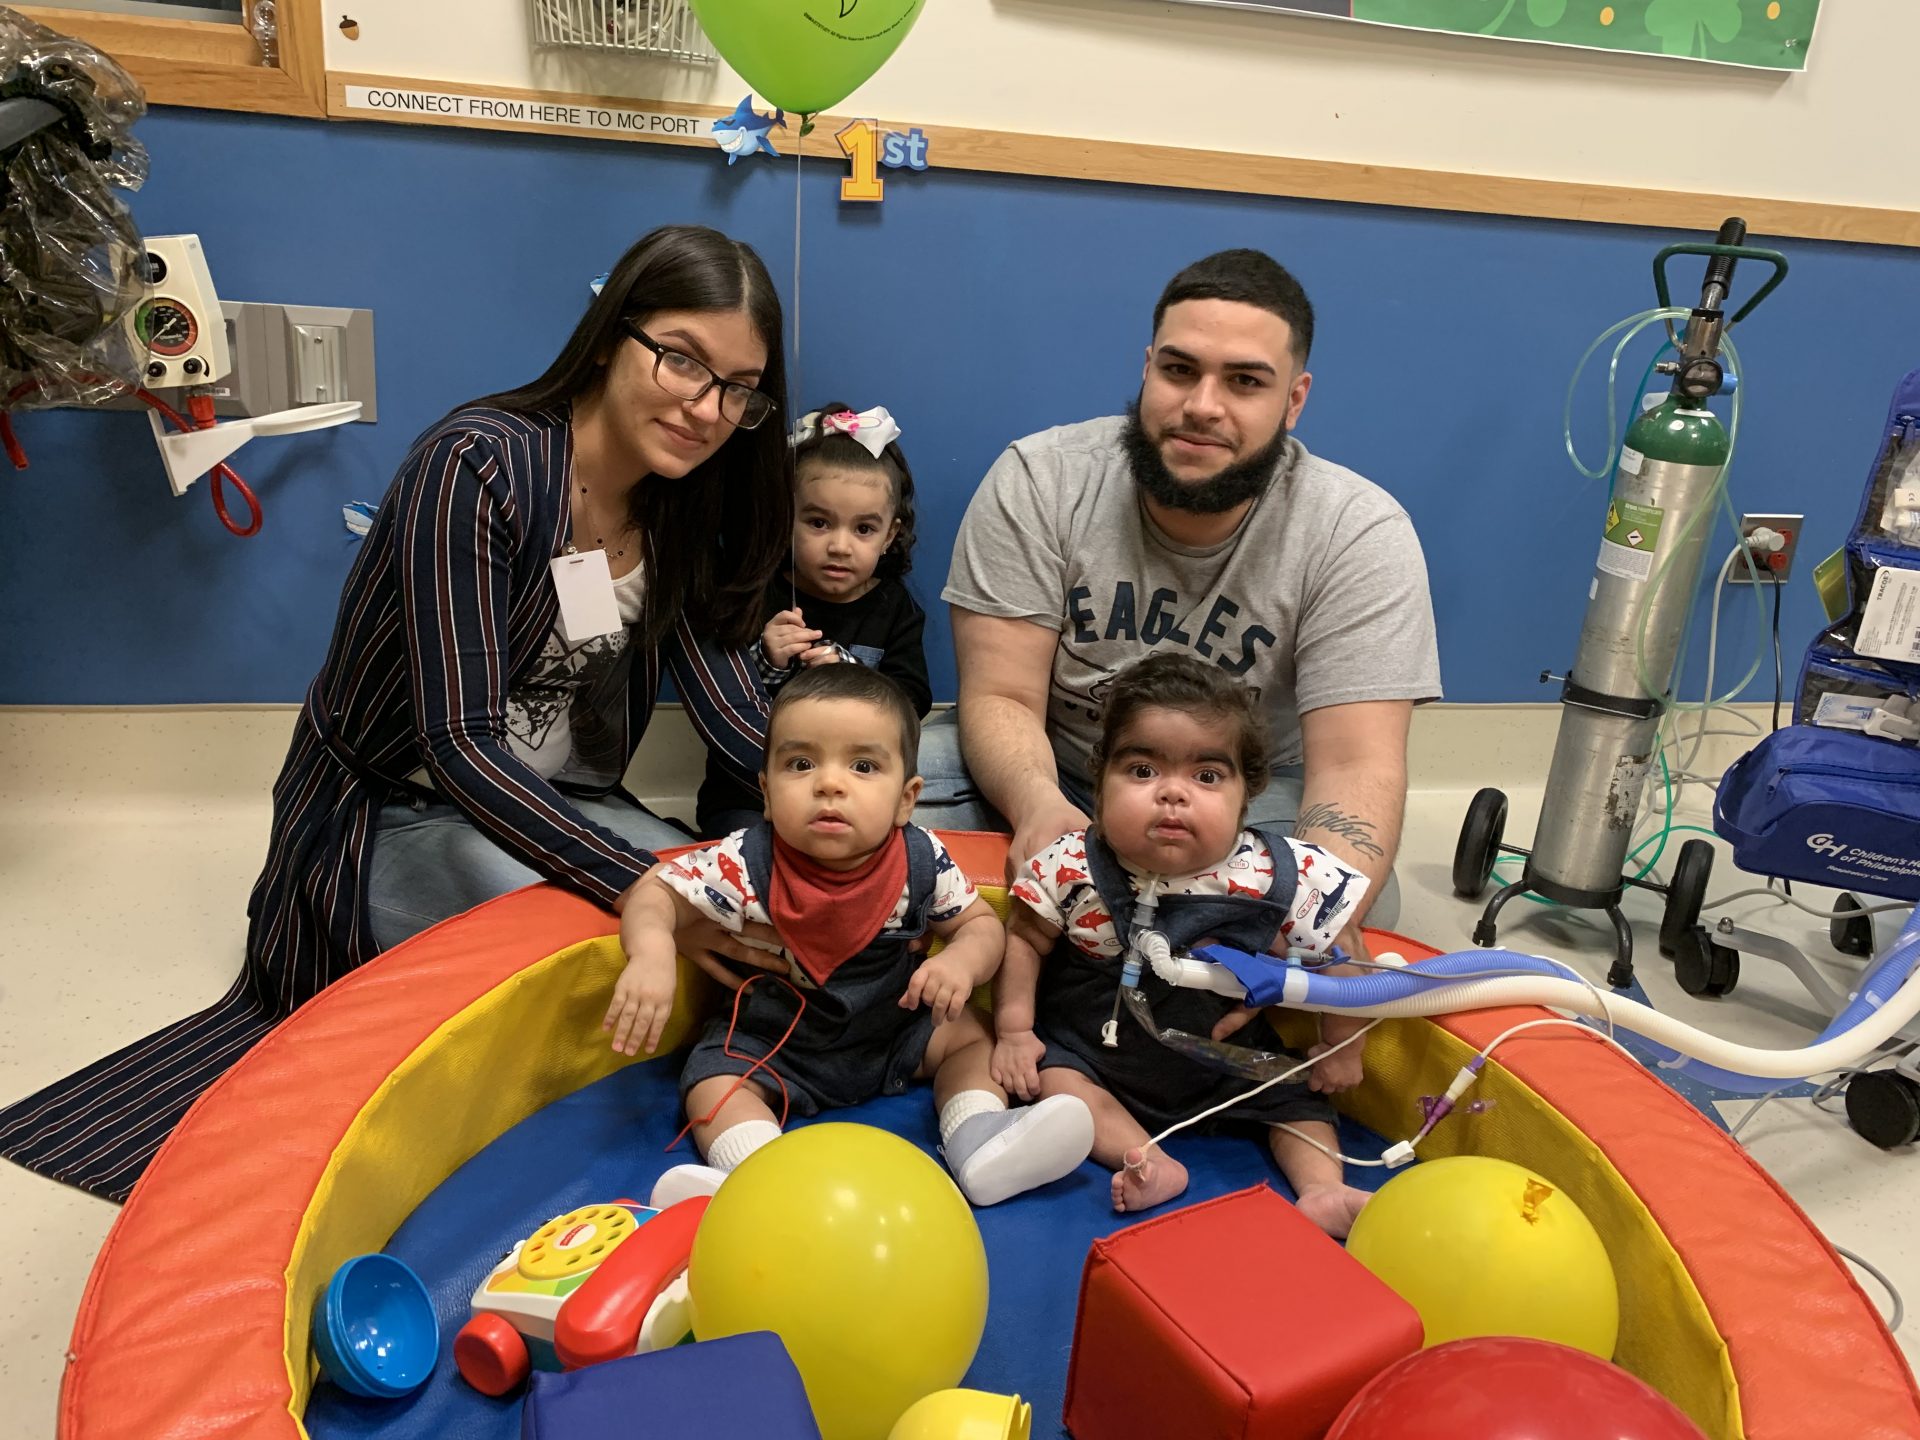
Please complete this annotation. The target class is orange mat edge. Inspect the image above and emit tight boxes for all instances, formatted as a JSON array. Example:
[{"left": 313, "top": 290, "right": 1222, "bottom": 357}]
[{"left": 56, "top": 851, "right": 1920, "bottom": 1439}]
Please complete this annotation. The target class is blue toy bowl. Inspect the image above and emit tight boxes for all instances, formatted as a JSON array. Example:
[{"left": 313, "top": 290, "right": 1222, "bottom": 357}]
[{"left": 314, "top": 1253, "right": 439, "bottom": 1399}]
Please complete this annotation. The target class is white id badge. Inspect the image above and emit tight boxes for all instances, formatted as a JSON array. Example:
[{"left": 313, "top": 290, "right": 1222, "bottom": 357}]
[{"left": 550, "top": 550, "right": 623, "bottom": 643}]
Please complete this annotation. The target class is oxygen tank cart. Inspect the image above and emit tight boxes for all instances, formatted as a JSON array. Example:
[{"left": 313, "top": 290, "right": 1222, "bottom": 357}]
[{"left": 1453, "top": 220, "right": 1789, "bottom": 991}]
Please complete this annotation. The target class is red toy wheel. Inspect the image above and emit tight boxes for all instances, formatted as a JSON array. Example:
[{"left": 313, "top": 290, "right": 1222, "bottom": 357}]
[{"left": 454, "top": 1312, "right": 530, "bottom": 1397}]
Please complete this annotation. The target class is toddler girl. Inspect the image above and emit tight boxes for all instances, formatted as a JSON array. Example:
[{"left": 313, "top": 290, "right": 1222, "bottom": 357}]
[{"left": 697, "top": 403, "right": 929, "bottom": 837}]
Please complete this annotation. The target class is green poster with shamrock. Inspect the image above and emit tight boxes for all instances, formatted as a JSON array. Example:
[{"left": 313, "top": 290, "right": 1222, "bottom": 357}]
[{"left": 1174, "top": 0, "right": 1818, "bottom": 70}]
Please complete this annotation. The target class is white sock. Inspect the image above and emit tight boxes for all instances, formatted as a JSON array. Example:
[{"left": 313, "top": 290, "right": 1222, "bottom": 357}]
[
  {"left": 939, "top": 1089, "right": 1006, "bottom": 1146},
  {"left": 705, "top": 1119, "right": 782, "bottom": 1173}
]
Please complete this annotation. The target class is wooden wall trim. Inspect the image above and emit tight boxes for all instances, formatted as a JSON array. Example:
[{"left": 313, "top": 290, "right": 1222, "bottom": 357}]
[
  {"left": 325, "top": 71, "right": 1919, "bottom": 249},
  {"left": 22, "top": 13, "right": 1914, "bottom": 250},
  {"left": 275, "top": 0, "right": 327, "bottom": 116},
  {"left": 19, "top": 0, "right": 326, "bottom": 118},
  {"left": 15, "top": 8, "right": 257, "bottom": 66}
]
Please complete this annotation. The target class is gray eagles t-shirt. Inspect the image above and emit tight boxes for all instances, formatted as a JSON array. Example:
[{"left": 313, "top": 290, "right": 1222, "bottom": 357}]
[{"left": 943, "top": 417, "right": 1442, "bottom": 782}]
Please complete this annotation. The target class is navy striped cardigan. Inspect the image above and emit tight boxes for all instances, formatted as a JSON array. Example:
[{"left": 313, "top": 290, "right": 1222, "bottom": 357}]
[{"left": 0, "top": 404, "right": 773, "bottom": 1200}]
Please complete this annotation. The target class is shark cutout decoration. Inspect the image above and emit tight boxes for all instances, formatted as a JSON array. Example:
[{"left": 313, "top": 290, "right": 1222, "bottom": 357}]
[{"left": 710, "top": 95, "right": 785, "bottom": 164}]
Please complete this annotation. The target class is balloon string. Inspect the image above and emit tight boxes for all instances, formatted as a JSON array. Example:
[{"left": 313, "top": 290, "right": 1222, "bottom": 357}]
[
  {"left": 790, "top": 128, "right": 804, "bottom": 613},
  {"left": 792, "top": 130, "right": 804, "bottom": 399}
]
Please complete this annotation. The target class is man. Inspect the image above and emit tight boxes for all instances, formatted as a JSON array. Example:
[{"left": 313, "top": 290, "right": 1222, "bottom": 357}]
[{"left": 922, "top": 248, "right": 1441, "bottom": 1086}]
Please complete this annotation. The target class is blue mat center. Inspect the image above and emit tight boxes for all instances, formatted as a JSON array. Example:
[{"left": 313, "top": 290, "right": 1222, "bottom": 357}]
[{"left": 304, "top": 1058, "right": 1397, "bottom": 1439}]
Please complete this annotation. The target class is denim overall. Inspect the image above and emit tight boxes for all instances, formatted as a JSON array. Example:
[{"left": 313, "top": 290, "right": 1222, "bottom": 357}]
[
  {"left": 1033, "top": 826, "right": 1336, "bottom": 1135},
  {"left": 679, "top": 822, "right": 940, "bottom": 1116}
]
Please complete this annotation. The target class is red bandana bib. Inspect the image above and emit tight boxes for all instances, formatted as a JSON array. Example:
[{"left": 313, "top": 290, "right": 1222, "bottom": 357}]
[{"left": 767, "top": 828, "right": 909, "bottom": 986}]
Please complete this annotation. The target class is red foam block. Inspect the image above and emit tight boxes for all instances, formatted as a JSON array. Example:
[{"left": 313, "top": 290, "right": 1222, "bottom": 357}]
[{"left": 1064, "top": 1185, "right": 1423, "bottom": 1440}]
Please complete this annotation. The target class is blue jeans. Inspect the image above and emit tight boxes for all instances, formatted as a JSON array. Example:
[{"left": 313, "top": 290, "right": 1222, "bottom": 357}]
[
  {"left": 911, "top": 710, "right": 1401, "bottom": 929},
  {"left": 366, "top": 790, "right": 689, "bottom": 951}
]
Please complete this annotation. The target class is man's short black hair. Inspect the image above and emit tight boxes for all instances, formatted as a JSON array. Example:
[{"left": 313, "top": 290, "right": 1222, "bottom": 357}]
[
  {"left": 767, "top": 663, "right": 921, "bottom": 772},
  {"left": 1152, "top": 249, "right": 1314, "bottom": 368}
]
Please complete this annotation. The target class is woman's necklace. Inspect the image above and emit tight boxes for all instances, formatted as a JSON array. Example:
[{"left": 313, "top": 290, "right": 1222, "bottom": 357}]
[{"left": 571, "top": 474, "right": 636, "bottom": 562}]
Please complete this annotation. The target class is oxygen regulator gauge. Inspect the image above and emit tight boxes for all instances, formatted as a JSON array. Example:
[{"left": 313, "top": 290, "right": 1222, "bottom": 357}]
[
  {"left": 122, "top": 234, "right": 230, "bottom": 389},
  {"left": 133, "top": 298, "right": 200, "bottom": 358}
]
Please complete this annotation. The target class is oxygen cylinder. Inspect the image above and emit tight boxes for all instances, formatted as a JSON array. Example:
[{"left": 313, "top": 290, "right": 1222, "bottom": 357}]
[
  {"left": 1527, "top": 401, "right": 1729, "bottom": 902},
  {"left": 1467, "top": 219, "right": 1790, "bottom": 987}
]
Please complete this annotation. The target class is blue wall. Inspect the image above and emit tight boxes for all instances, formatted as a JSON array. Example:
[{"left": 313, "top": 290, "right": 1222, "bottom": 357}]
[{"left": 4, "top": 108, "right": 1914, "bottom": 705}]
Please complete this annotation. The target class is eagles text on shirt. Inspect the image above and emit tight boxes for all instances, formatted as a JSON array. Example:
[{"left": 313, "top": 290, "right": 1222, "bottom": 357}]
[{"left": 1065, "top": 582, "right": 1277, "bottom": 676}]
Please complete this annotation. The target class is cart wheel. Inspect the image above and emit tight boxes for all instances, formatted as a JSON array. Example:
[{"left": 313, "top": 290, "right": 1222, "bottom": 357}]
[
  {"left": 1831, "top": 893, "right": 1875, "bottom": 958},
  {"left": 1659, "top": 839, "right": 1715, "bottom": 958},
  {"left": 1845, "top": 1070, "right": 1920, "bottom": 1150},
  {"left": 455, "top": 1312, "right": 530, "bottom": 1397},
  {"left": 1452, "top": 788, "right": 1509, "bottom": 899},
  {"left": 1672, "top": 926, "right": 1739, "bottom": 998}
]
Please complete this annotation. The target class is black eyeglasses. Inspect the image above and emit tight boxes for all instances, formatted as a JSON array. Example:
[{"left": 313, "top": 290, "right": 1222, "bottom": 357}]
[{"left": 625, "top": 323, "right": 776, "bottom": 430}]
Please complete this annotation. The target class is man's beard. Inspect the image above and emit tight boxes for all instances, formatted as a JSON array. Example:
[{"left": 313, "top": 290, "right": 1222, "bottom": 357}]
[{"left": 1121, "top": 398, "right": 1288, "bottom": 516}]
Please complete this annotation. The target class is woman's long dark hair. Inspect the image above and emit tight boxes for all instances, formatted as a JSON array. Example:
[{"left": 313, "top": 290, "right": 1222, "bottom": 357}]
[{"left": 485, "top": 225, "right": 791, "bottom": 649}]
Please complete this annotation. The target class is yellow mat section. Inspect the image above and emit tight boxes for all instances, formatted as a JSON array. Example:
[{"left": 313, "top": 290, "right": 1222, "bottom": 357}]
[
  {"left": 281, "top": 938, "right": 709, "bottom": 1427},
  {"left": 1334, "top": 1015, "right": 1742, "bottom": 1440}
]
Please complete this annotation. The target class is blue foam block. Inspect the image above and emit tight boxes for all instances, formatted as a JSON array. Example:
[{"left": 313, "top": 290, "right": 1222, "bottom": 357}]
[{"left": 520, "top": 1332, "right": 821, "bottom": 1440}]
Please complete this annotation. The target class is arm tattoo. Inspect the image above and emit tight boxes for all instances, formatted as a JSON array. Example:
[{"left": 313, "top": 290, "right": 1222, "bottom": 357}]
[{"left": 1295, "top": 802, "right": 1385, "bottom": 860}]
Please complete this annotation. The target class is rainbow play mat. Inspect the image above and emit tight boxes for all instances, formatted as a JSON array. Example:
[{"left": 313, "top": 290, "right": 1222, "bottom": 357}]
[{"left": 54, "top": 835, "right": 1920, "bottom": 1439}]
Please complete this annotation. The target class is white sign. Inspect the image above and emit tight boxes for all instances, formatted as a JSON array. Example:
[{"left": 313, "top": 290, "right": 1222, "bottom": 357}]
[{"left": 343, "top": 85, "right": 709, "bottom": 142}]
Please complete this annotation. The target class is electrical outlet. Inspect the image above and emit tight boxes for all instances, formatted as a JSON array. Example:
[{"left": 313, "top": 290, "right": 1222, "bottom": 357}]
[{"left": 1729, "top": 512, "right": 1805, "bottom": 584}]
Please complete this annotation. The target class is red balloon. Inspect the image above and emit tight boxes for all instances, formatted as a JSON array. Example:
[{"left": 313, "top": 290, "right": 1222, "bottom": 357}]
[{"left": 1327, "top": 1337, "right": 1709, "bottom": 1440}]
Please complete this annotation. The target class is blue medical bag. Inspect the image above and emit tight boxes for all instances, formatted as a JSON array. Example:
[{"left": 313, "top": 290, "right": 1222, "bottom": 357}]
[{"left": 1715, "top": 725, "right": 1920, "bottom": 901}]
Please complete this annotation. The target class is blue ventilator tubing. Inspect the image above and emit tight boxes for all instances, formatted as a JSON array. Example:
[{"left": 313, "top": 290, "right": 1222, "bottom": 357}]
[{"left": 1192, "top": 908, "right": 1920, "bottom": 1094}]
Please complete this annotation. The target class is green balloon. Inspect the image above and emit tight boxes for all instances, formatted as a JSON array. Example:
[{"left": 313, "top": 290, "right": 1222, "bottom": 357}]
[{"left": 690, "top": 0, "right": 927, "bottom": 115}]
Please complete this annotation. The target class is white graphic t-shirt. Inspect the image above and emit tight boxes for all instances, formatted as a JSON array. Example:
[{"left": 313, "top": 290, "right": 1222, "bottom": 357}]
[{"left": 506, "top": 558, "right": 647, "bottom": 783}]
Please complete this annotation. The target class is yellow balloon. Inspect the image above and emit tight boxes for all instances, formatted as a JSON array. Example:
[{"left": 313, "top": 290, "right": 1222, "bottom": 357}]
[
  {"left": 689, "top": 1124, "right": 990, "bottom": 1440},
  {"left": 889, "top": 1389, "right": 1031, "bottom": 1440},
  {"left": 1346, "top": 1156, "right": 1619, "bottom": 1358}
]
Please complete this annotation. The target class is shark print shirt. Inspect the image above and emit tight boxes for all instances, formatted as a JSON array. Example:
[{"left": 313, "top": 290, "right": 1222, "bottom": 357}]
[
  {"left": 660, "top": 826, "right": 977, "bottom": 943},
  {"left": 1010, "top": 827, "right": 1368, "bottom": 959}
]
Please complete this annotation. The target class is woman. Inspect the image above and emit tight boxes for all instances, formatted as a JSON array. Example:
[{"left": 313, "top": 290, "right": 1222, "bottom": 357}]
[{"left": 0, "top": 225, "right": 792, "bottom": 1202}]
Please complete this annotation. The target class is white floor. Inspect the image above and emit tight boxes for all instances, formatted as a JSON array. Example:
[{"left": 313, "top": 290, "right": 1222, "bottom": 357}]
[{"left": 2, "top": 704, "right": 1914, "bottom": 1432}]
